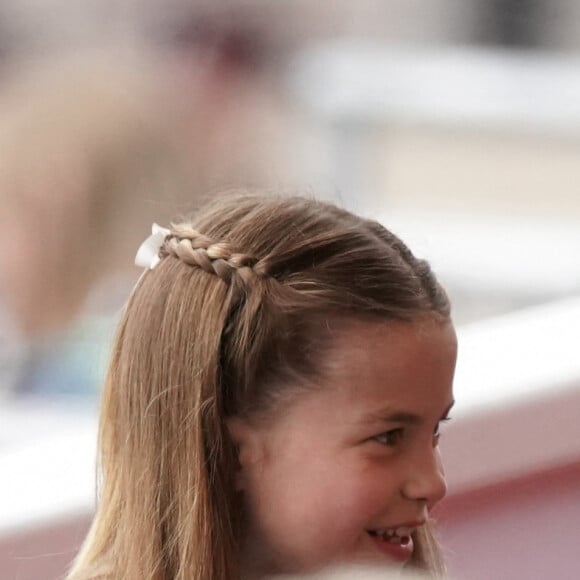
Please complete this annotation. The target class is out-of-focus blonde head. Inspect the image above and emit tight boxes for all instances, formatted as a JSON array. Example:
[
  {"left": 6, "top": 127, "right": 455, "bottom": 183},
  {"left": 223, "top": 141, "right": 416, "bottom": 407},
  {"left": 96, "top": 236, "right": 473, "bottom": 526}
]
[
  {"left": 0, "top": 41, "right": 319, "bottom": 336},
  {"left": 0, "top": 50, "right": 191, "bottom": 334}
]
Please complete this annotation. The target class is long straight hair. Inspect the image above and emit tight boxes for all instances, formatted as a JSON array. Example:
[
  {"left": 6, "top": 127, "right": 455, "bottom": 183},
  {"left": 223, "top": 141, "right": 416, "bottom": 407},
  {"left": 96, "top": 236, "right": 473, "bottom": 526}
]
[{"left": 68, "top": 193, "right": 450, "bottom": 580}]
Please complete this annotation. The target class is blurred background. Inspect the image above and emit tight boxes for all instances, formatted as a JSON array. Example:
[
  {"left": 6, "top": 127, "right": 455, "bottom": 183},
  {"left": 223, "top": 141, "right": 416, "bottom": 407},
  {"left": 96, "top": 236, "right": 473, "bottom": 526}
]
[{"left": 0, "top": 1, "right": 579, "bottom": 579}]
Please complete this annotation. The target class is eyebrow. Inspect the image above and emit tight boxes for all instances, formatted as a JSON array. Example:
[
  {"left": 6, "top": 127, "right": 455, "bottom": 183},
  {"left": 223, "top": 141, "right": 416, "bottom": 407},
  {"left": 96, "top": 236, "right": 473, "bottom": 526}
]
[{"left": 363, "top": 400, "right": 455, "bottom": 426}]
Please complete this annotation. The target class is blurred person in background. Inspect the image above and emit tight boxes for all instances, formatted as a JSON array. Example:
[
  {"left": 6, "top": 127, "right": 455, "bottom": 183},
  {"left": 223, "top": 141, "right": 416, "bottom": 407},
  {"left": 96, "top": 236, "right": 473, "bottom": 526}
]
[
  {"left": 0, "top": 50, "right": 190, "bottom": 337},
  {"left": 0, "top": 49, "right": 193, "bottom": 398},
  {"left": 0, "top": 7, "right": 323, "bottom": 399}
]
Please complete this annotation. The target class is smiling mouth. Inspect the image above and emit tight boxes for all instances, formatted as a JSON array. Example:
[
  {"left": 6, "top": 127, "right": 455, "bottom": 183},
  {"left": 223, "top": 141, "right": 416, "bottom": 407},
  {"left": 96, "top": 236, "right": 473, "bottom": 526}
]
[{"left": 367, "top": 527, "right": 413, "bottom": 545}]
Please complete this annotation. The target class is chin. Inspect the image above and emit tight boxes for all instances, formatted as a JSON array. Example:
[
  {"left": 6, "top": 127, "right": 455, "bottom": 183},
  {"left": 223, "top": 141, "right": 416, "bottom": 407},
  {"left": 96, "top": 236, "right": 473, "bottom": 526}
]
[{"left": 275, "top": 562, "right": 414, "bottom": 580}]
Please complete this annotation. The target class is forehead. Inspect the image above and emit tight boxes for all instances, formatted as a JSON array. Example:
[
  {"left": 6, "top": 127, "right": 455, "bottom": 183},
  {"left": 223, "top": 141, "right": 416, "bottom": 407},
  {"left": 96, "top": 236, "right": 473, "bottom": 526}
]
[{"left": 315, "top": 317, "right": 457, "bottom": 415}]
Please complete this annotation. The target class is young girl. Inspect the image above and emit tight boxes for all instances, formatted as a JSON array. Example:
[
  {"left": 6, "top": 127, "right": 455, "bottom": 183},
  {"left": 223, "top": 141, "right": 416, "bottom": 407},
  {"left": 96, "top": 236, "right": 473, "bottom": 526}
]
[{"left": 68, "top": 192, "right": 457, "bottom": 580}]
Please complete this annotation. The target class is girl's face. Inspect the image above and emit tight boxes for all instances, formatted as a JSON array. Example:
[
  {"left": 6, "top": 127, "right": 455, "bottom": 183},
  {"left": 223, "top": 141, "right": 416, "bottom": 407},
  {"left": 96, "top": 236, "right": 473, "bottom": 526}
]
[{"left": 231, "top": 318, "right": 457, "bottom": 577}]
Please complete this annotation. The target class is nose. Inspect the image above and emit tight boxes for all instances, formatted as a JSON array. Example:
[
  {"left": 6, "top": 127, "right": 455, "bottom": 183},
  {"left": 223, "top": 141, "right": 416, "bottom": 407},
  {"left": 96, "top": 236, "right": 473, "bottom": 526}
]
[{"left": 401, "top": 447, "right": 447, "bottom": 509}]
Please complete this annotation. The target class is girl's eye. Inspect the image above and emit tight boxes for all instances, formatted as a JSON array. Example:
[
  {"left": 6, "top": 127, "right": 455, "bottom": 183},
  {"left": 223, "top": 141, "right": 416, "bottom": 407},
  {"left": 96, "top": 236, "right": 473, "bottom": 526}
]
[{"left": 374, "top": 429, "right": 404, "bottom": 447}]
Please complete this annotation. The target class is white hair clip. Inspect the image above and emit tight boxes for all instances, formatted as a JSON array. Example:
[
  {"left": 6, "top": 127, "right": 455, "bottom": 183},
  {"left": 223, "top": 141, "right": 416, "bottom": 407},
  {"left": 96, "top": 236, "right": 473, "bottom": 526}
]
[{"left": 135, "top": 223, "right": 171, "bottom": 269}]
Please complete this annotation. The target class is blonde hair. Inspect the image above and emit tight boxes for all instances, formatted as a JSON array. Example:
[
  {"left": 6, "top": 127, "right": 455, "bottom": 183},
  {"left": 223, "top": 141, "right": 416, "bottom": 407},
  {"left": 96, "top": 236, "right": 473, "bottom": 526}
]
[
  {"left": 68, "top": 193, "right": 450, "bottom": 580},
  {"left": 0, "top": 50, "right": 190, "bottom": 334}
]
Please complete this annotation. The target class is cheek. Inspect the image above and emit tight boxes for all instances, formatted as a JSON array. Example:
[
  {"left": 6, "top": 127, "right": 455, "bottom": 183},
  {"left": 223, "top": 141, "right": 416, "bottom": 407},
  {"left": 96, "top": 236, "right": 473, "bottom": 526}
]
[
  {"left": 339, "top": 461, "right": 401, "bottom": 522},
  {"left": 246, "top": 454, "right": 344, "bottom": 526},
  {"left": 245, "top": 455, "right": 394, "bottom": 553}
]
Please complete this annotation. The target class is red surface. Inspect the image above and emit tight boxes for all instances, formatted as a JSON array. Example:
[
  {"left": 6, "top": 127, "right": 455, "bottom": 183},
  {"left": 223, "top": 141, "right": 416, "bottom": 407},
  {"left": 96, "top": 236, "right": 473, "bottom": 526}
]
[{"left": 436, "top": 462, "right": 580, "bottom": 580}]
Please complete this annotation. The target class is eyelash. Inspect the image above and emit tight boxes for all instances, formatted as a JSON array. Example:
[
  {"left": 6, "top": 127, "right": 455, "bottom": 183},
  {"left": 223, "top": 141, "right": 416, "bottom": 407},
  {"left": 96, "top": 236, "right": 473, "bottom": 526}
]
[{"left": 433, "top": 417, "right": 452, "bottom": 443}]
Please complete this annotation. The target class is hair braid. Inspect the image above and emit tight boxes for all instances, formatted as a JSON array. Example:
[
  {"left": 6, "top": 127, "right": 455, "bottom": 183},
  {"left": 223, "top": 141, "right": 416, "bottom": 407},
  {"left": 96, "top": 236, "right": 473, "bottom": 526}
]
[{"left": 161, "top": 226, "right": 265, "bottom": 285}]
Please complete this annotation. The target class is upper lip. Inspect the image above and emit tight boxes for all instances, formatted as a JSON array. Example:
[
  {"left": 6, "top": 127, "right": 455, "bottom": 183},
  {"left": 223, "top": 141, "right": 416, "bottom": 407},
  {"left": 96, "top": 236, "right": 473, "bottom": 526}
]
[{"left": 369, "top": 519, "right": 426, "bottom": 531}]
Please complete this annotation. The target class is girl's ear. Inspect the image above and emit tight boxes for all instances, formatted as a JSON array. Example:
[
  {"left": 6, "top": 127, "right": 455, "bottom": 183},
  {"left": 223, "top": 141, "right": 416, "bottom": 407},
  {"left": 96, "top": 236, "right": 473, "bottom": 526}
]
[{"left": 226, "top": 417, "right": 263, "bottom": 490}]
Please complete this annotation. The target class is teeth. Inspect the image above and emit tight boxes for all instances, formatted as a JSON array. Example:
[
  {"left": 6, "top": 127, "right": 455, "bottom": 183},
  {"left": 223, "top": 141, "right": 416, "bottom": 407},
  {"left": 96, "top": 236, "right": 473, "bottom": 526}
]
[{"left": 370, "top": 527, "right": 413, "bottom": 541}]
